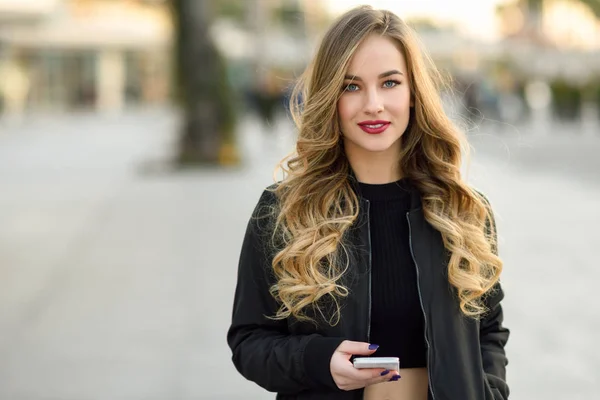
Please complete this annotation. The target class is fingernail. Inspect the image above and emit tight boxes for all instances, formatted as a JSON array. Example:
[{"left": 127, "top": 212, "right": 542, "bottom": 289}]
[
  {"left": 380, "top": 370, "right": 390, "bottom": 376},
  {"left": 368, "top": 344, "right": 379, "bottom": 350},
  {"left": 390, "top": 375, "right": 401, "bottom": 382}
]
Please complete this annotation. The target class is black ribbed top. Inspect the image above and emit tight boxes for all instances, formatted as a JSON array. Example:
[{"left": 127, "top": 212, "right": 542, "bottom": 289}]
[{"left": 357, "top": 178, "right": 427, "bottom": 369}]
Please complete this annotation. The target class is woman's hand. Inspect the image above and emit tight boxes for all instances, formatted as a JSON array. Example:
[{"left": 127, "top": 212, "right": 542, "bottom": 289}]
[{"left": 330, "top": 340, "right": 401, "bottom": 391}]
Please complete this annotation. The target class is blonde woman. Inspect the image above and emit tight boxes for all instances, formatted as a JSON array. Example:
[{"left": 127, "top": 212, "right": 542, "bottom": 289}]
[{"left": 227, "top": 6, "right": 509, "bottom": 400}]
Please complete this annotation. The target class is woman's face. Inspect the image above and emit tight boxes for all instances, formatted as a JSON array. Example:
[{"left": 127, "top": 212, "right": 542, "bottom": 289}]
[{"left": 337, "top": 34, "right": 412, "bottom": 160}]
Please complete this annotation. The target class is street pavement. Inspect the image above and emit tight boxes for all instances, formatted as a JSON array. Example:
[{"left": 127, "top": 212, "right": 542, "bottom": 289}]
[{"left": 0, "top": 109, "right": 598, "bottom": 399}]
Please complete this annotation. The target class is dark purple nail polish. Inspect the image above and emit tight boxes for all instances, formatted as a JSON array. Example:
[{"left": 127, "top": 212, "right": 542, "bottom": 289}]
[
  {"left": 368, "top": 344, "right": 379, "bottom": 350},
  {"left": 390, "top": 375, "right": 401, "bottom": 381},
  {"left": 380, "top": 370, "right": 390, "bottom": 376}
]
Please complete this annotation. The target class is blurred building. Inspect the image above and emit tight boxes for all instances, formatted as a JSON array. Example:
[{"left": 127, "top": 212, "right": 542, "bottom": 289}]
[
  {"left": 211, "top": 0, "right": 329, "bottom": 71},
  {"left": 496, "top": 0, "right": 600, "bottom": 82},
  {"left": 498, "top": 0, "right": 600, "bottom": 50},
  {"left": 208, "top": 0, "right": 331, "bottom": 122},
  {"left": 0, "top": 0, "right": 172, "bottom": 117}
]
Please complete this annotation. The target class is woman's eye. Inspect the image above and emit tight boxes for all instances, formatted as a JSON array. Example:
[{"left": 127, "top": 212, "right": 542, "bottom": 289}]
[
  {"left": 345, "top": 83, "right": 359, "bottom": 92},
  {"left": 383, "top": 80, "right": 399, "bottom": 88}
]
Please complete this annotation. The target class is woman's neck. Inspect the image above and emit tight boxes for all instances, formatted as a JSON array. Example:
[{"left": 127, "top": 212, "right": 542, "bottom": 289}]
[{"left": 345, "top": 145, "right": 403, "bottom": 184}]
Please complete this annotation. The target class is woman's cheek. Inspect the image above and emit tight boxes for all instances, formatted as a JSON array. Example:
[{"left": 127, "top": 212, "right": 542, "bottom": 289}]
[{"left": 338, "top": 97, "right": 356, "bottom": 122}]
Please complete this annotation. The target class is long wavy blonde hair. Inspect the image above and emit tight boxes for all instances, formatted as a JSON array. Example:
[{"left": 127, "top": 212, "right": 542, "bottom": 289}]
[{"left": 269, "top": 6, "right": 502, "bottom": 324}]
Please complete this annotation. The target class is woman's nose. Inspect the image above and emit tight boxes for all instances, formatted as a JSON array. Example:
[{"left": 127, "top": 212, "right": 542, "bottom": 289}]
[{"left": 363, "top": 89, "right": 384, "bottom": 114}]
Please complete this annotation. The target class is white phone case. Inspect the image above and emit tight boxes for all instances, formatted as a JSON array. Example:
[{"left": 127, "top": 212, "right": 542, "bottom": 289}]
[{"left": 352, "top": 357, "right": 399, "bottom": 370}]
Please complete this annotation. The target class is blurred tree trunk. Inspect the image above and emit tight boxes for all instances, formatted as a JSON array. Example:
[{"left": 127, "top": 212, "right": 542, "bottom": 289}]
[{"left": 172, "top": 0, "right": 238, "bottom": 166}]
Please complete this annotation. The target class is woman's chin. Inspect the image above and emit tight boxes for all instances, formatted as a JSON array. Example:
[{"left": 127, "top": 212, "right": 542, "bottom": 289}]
[{"left": 353, "top": 140, "right": 400, "bottom": 154}]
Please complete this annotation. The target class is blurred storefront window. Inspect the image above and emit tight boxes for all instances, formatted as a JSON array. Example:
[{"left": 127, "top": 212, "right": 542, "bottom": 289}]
[{"left": 0, "top": 0, "right": 172, "bottom": 116}]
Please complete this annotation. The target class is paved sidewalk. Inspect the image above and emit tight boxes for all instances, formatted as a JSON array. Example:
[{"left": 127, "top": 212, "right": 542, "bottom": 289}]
[{"left": 0, "top": 110, "right": 597, "bottom": 399}]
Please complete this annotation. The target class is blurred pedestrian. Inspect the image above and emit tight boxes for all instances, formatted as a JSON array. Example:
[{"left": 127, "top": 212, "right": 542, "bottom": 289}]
[
  {"left": 253, "top": 69, "right": 285, "bottom": 131},
  {"left": 227, "top": 6, "right": 509, "bottom": 400}
]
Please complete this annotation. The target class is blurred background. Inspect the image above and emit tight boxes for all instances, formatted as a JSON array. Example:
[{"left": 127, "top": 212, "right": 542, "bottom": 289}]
[{"left": 0, "top": 0, "right": 598, "bottom": 399}]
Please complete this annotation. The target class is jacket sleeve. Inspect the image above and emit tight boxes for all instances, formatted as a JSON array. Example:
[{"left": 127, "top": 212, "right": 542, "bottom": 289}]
[
  {"left": 226, "top": 189, "right": 346, "bottom": 394},
  {"left": 481, "top": 287, "right": 510, "bottom": 400},
  {"left": 478, "top": 191, "right": 510, "bottom": 400}
]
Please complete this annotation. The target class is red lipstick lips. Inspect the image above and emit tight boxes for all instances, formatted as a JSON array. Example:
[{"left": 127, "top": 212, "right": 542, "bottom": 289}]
[{"left": 357, "top": 120, "right": 391, "bottom": 134}]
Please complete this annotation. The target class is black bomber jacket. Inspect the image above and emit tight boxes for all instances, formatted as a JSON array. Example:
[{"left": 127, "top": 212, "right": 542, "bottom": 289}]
[{"left": 227, "top": 183, "right": 510, "bottom": 400}]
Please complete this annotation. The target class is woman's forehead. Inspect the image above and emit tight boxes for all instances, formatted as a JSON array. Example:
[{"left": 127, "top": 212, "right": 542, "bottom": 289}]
[{"left": 345, "top": 35, "right": 407, "bottom": 78}]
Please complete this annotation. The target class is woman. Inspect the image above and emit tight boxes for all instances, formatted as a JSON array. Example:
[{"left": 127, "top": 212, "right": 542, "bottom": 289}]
[{"left": 227, "top": 6, "right": 509, "bottom": 400}]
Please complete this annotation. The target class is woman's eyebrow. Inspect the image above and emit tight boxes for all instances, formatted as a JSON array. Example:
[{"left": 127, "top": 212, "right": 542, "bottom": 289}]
[{"left": 344, "top": 70, "right": 403, "bottom": 81}]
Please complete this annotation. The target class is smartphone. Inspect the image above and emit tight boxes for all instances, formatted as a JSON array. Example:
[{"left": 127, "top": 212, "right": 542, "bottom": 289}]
[{"left": 353, "top": 357, "right": 399, "bottom": 370}]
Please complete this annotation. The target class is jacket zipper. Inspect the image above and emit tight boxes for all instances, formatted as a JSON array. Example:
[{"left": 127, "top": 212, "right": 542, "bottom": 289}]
[
  {"left": 365, "top": 199, "right": 372, "bottom": 343},
  {"left": 406, "top": 212, "right": 436, "bottom": 400}
]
